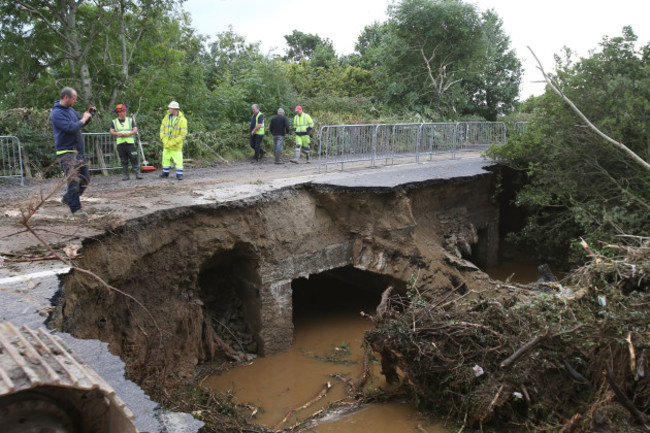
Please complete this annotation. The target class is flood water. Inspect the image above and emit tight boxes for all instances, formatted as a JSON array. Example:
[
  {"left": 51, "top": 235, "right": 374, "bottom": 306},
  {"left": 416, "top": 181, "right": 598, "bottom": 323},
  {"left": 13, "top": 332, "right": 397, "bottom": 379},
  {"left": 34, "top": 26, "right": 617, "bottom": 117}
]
[
  {"left": 207, "top": 311, "right": 446, "bottom": 432},
  {"left": 206, "top": 268, "right": 446, "bottom": 432},
  {"left": 486, "top": 259, "right": 561, "bottom": 284},
  {"left": 206, "top": 261, "right": 541, "bottom": 431}
]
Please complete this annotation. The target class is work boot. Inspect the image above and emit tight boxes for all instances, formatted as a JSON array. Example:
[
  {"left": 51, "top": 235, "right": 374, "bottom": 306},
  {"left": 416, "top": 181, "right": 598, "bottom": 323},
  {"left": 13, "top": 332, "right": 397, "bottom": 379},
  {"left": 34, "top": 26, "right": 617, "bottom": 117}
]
[
  {"left": 290, "top": 148, "right": 300, "bottom": 164},
  {"left": 274, "top": 152, "right": 284, "bottom": 164},
  {"left": 134, "top": 166, "right": 143, "bottom": 179},
  {"left": 72, "top": 209, "right": 89, "bottom": 220},
  {"left": 160, "top": 172, "right": 169, "bottom": 178},
  {"left": 305, "top": 151, "right": 311, "bottom": 163},
  {"left": 122, "top": 165, "right": 129, "bottom": 181}
]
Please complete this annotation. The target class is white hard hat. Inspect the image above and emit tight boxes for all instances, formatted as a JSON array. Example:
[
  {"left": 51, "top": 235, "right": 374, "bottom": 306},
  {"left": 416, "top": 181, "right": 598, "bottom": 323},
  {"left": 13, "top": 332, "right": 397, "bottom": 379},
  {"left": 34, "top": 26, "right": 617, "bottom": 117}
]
[{"left": 168, "top": 101, "right": 180, "bottom": 109}]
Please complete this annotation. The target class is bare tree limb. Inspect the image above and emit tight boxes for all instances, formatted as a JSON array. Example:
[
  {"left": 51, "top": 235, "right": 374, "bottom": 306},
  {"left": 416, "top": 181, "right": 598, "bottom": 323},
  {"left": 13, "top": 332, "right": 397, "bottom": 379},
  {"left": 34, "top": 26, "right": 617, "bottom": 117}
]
[
  {"left": 500, "top": 331, "right": 548, "bottom": 368},
  {"left": 528, "top": 46, "right": 650, "bottom": 171},
  {"left": 604, "top": 367, "right": 649, "bottom": 425}
]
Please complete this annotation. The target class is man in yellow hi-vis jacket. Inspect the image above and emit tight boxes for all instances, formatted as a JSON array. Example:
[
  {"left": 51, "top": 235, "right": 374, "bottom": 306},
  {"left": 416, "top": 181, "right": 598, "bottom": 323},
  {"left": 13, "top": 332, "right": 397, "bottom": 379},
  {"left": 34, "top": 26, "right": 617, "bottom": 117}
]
[
  {"left": 110, "top": 104, "right": 142, "bottom": 180},
  {"left": 290, "top": 105, "right": 314, "bottom": 163},
  {"left": 159, "top": 101, "right": 187, "bottom": 180}
]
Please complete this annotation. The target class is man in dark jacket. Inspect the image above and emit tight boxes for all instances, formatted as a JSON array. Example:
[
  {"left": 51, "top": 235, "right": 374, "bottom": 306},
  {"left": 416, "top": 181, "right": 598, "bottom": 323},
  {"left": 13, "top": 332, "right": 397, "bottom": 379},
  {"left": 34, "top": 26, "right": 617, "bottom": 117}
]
[
  {"left": 269, "top": 108, "right": 291, "bottom": 164},
  {"left": 50, "top": 87, "right": 94, "bottom": 219}
]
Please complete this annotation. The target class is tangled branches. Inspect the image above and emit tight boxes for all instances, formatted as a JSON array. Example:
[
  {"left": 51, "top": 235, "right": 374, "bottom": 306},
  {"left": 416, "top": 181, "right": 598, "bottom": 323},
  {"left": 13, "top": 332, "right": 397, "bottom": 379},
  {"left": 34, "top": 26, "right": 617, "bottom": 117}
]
[{"left": 366, "top": 238, "right": 650, "bottom": 431}]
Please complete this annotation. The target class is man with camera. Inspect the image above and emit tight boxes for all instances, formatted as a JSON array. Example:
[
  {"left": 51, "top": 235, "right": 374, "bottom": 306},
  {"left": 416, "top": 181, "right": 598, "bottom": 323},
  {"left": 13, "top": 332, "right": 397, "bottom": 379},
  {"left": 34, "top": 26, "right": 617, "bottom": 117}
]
[{"left": 50, "top": 86, "right": 94, "bottom": 220}]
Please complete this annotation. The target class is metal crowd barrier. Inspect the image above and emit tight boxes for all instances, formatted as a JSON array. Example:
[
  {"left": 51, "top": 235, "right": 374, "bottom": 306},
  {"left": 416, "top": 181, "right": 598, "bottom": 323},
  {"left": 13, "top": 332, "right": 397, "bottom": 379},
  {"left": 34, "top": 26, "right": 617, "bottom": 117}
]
[
  {"left": 82, "top": 132, "right": 141, "bottom": 174},
  {"left": 418, "top": 123, "right": 459, "bottom": 160},
  {"left": 455, "top": 122, "right": 507, "bottom": 152},
  {"left": 318, "top": 121, "right": 506, "bottom": 173},
  {"left": 82, "top": 132, "right": 121, "bottom": 174},
  {"left": 319, "top": 124, "right": 380, "bottom": 171},
  {"left": 0, "top": 135, "right": 24, "bottom": 185},
  {"left": 513, "top": 121, "right": 529, "bottom": 134}
]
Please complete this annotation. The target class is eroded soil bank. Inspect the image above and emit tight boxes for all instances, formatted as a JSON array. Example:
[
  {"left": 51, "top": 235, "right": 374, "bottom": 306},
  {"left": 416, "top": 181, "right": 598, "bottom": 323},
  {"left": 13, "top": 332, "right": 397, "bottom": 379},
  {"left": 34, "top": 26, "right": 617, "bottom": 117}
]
[{"left": 48, "top": 171, "right": 500, "bottom": 388}]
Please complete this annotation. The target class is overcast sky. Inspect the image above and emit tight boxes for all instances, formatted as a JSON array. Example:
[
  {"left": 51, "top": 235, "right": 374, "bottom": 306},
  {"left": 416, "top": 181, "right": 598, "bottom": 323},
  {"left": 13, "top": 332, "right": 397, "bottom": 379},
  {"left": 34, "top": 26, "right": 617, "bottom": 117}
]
[{"left": 182, "top": 0, "right": 650, "bottom": 100}]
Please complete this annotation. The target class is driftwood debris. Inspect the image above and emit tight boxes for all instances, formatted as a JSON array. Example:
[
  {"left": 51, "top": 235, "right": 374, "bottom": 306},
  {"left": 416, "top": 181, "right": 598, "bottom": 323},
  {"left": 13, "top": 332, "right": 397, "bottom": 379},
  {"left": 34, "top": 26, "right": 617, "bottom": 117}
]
[
  {"left": 274, "top": 382, "right": 332, "bottom": 429},
  {"left": 3, "top": 255, "right": 58, "bottom": 262},
  {"left": 500, "top": 331, "right": 548, "bottom": 368},
  {"left": 604, "top": 367, "right": 649, "bottom": 425},
  {"left": 562, "top": 360, "right": 589, "bottom": 385},
  {"left": 361, "top": 286, "right": 394, "bottom": 324}
]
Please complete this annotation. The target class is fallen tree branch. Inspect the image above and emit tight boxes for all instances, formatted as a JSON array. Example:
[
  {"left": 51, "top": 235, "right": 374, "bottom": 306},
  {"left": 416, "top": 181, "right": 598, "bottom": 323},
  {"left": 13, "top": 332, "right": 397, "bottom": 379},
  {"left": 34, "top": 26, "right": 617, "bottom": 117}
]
[
  {"left": 430, "top": 282, "right": 466, "bottom": 309},
  {"left": 500, "top": 331, "right": 549, "bottom": 368},
  {"left": 562, "top": 360, "right": 589, "bottom": 384},
  {"left": 528, "top": 46, "right": 650, "bottom": 172},
  {"left": 16, "top": 174, "right": 169, "bottom": 382},
  {"left": 604, "top": 367, "right": 649, "bottom": 425},
  {"left": 274, "top": 382, "right": 332, "bottom": 429},
  {"left": 559, "top": 413, "right": 581, "bottom": 433},
  {"left": 354, "top": 349, "right": 372, "bottom": 391},
  {"left": 480, "top": 384, "right": 504, "bottom": 423}
]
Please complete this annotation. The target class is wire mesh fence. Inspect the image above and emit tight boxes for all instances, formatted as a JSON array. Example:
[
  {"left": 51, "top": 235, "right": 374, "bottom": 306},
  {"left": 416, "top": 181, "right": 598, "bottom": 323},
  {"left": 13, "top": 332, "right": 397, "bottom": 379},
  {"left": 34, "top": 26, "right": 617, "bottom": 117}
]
[
  {"left": 82, "top": 132, "right": 140, "bottom": 174},
  {"left": 318, "top": 121, "right": 506, "bottom": 172},
  {"left": 0, "top": 135, "right": 24, "bottom": 185}
]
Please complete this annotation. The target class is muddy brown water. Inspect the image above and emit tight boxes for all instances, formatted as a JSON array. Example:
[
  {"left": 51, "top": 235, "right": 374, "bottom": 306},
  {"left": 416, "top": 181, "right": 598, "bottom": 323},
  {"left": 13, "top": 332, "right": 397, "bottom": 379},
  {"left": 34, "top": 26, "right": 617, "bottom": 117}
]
[
  {"left": 486, "top": 259, "right": 562, "bottom": 284},
  {"left": 206, "top": 312, "right": 446, "bottom": 432},
  {"left": 205, "top": 260, "right": 538, "bottom": 431}
]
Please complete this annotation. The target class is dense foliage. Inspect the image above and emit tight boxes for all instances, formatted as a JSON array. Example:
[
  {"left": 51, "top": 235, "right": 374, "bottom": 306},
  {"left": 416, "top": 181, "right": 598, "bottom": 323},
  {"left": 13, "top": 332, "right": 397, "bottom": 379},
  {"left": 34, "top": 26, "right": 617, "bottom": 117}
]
[
  {"left": 0, "top": 0, "right": 522, "bottom": 162},
  {"left": 487, "top": 27, "right": 650, "bottom": 264}
]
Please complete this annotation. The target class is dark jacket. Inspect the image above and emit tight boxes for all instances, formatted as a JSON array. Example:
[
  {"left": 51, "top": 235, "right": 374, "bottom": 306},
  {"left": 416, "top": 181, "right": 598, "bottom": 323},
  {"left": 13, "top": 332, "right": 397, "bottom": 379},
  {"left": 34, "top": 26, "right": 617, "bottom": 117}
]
[
  {"left": 270, "top": 114, "right": 290, "bottom": 136},
  {"left": 50, "top": 100, "right": 85, "bottom": 154}
]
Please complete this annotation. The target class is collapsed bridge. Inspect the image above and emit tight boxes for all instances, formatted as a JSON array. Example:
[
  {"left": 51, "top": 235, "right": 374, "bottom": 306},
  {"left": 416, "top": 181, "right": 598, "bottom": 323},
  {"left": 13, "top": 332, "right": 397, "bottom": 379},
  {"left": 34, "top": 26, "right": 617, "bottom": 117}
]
[{"left": 50, "top": 158, "right": 500, "bottom": 382}]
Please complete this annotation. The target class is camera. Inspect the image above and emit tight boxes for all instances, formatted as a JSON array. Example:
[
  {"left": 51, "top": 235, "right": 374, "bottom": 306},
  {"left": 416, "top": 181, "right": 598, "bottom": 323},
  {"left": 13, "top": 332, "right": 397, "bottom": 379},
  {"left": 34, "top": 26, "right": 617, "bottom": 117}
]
[{"left": 88, "top": 107, "right": 97, "bottom": 116}]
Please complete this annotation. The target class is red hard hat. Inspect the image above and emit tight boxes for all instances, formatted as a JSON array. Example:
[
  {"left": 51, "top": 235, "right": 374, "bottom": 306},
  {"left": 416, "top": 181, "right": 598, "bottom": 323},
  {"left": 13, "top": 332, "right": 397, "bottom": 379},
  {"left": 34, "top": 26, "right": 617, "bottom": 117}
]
[
  {"left": 114, "top": 104, "right": 127, "bottom": 113},
  {"left": 295, "top": 106, "right": 302, "bottom": 112}
]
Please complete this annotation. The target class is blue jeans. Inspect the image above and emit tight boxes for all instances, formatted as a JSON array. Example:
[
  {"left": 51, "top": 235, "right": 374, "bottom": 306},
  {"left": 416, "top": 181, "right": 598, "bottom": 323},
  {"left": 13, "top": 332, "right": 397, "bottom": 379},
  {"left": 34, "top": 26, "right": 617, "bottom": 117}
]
[
  {"left": 58, "top": 152, "right": 89, "bottom": 213},
  {"left": 273, "top": 135, "right": 285, "bottom": 153}
]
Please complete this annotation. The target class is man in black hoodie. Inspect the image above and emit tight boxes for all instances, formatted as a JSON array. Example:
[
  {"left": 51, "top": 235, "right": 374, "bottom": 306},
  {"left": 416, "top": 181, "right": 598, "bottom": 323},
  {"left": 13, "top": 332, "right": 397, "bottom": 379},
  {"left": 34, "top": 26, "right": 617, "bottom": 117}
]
[
  {"left": 50, "top": 87, "right": 94, "bottom": 219},
  {"left": 269, "top": 108, "right": 291, "bottom": 164}
]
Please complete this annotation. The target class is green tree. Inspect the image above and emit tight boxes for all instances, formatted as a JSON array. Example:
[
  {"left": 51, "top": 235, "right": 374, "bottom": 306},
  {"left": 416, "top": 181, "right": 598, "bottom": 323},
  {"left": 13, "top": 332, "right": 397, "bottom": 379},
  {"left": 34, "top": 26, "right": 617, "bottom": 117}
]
[
  {"left": 0, "top": 2, "right": 56, "bottom": 107},
  {"left": 385, "top": 0, "right": 485, "bottom": 116},
  {"left": 462, "top": 10, "right": 522, "bottom": 120},
  {"left": 487, "top": 27, "right": 650, "bottom": 262},
  {"left": 0, "top": 0, "right": 182, "bottom": 110},
  {"left": 284, "top": 62, "right": 373, "bottom": 98},
  {"left": 204, "top": 26, "right": 262, "bottom": 90},
  {"left": 204, "top": 28, "right": 295, "bottom": 122},
  {"left": 283, "top": 30, "right": 336, "bottom": 66}
]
